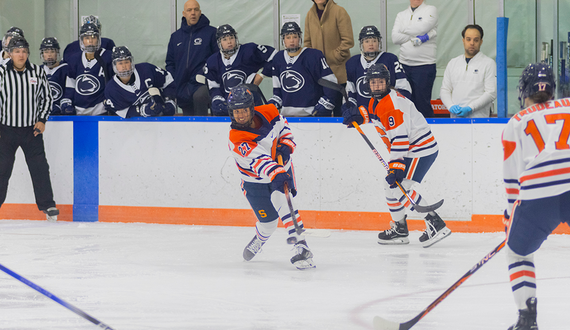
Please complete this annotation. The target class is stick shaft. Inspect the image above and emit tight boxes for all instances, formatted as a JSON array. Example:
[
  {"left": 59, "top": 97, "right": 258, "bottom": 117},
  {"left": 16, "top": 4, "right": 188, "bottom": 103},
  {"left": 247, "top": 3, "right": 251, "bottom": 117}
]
[{"left": 277, "top": 155, "right": 304, "bottom": 235}]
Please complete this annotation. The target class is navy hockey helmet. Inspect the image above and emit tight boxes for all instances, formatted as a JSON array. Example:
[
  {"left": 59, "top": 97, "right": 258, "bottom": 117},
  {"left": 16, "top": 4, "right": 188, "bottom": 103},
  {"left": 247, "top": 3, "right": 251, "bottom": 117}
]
[
  {"left": 280, "top": 22, "right": 302, "bottom": 53},
  {"left": 365, "top": 63, "right": 391, "bottom": 100},
  {"left": 216, "top": 24, "right": 239, "bottom": 57},
  {"left": 518, "top": 62, "right": 555, "bottom": 109},
  {"left": 79, "top": 22, "right": 101, "bottom": 53},
  {"left": 2, "top": 26, "right": 24, "bottom": 49},
  {"left": 83, "top": 15, "right": 102, "bottom": 31},
  {"left": 111, "top": 46, "right": 134, "bottom": 78},
  {"left": 359, "top": 25, "right": 382, "bottom": 59},
  {"left": 39, "top": 37, "right": 60, "bottom": 67},
  {"left": 228, "top": 84, "right": 255, "bottom": 129},
  {"left": 7, "top": 35, "right": 29, "bottom": 54}
]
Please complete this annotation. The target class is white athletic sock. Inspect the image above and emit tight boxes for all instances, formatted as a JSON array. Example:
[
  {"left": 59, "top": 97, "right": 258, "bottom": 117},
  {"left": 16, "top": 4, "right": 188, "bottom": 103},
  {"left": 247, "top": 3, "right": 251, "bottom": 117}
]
[
  {"left": 507, "top": 246, "right": 536, "bottom": 310},
  {"left": 255, "top": 220, "right": 278, "bottom": 242}
]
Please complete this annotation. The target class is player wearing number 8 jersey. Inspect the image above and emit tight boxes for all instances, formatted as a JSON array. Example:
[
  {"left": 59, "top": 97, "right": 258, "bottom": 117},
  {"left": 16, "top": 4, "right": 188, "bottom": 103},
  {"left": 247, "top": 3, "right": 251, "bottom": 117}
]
[
  {"left": 228, "top": 84, "right": 315, "bottom": 270},
  {"left": 502, "top": 63, "right": 570, "bottom": 330}
]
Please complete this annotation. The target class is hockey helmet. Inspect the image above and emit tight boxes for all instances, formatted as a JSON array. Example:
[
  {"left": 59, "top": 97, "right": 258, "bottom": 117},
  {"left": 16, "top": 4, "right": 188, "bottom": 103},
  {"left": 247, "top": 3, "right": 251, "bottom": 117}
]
[
  {"left": 111, "top": 46, "right": 134, "bottom": 78},
  {"left": 216, "top": 24, "right": 239, "bottom": 57},
  {"left": 7, "top": 35, "right": 29, "bottom": 54},
  {"left": 359, "top": 25, "right": 381, "bottom": 59},
  {"left": 365, "top": 63, "right": 391, "bottom": 100},
  {"left": 280, "top": 22, "right": 302, "bottom": 53},
  {"left": 79, "top": 22, "right": 101, "bottom": 53},
  {"left": 40, "top": 37, "right": 60, "bottom": 67},
  {"left": 518, "top": 62, "right": 555, "bottom": 109},
  {"left": 83, "top": 15, "right": 102, "bottom": 31},
  {"left": 2, "top": 26, "right": 24, "bottom": 49},
  {"left": 228, "top": 84, "right": 255, "bottom": 129}
]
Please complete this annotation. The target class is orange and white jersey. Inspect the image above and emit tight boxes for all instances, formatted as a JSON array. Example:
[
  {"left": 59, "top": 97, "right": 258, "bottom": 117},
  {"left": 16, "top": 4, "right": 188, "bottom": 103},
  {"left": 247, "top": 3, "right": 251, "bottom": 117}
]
[
  {"left": 365, "top": 89, "right": 439, "bottom": 161},
  {"left": 228, "top": 104, "right": 295, "bottom": 183},
  {"left": 502, "top": 98, "right": 570, "bottom": 213}
]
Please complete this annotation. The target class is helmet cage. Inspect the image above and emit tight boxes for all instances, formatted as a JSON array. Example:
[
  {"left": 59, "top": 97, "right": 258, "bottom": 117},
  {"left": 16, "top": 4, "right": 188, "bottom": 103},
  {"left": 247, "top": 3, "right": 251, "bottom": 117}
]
[
  {"left": 40, "top": 37, "right": 60, "bottom": 67},
  {"left": 216, "top": 24, "right": 240, "bottom": 57},
  {"left": 79, "top": 23, "right": 101, "bottom": 53},
  {"left": 112, "top": 46, "right": 134, "bottom": 78},
  {"left": 365, "top": 63, "right": 391, "bottom": 100}
]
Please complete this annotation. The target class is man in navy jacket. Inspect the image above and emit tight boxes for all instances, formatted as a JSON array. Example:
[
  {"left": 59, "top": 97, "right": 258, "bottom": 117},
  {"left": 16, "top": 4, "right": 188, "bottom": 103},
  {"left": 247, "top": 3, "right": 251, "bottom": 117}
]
[{"left": 166, "top": 0, "right": 218, "bottom": 115}]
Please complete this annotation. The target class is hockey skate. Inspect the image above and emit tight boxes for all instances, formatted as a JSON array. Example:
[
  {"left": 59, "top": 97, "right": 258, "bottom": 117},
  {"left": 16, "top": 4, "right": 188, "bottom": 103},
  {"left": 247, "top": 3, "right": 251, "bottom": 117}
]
[
  {"left": 43, "top": 207, "right": 59, "bottom": 222},
  {"left": 508, "top": 297, "right": 538, "bottom": 330},
  {"left": 378, "top": 217, "right": 409, "bottom": 245},
  {"left": 419, "top": 213, "right": 451, "bottom": 248},
  {"left": 243, "top": 235, "right": 265, "bottom": 261},
  {"left": 290, "top": 240, "right": 315, "bottom": 270}
]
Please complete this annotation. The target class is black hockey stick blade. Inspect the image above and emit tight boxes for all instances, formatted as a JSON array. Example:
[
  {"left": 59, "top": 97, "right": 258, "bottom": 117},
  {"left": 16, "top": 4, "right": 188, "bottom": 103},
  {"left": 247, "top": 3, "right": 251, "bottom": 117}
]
[
  {"left": 411, "top": 198, "right": 444, "bottom": 213},
  {"left": 372, "top": 240, "right": 506, "bottom": 330},
  {"left": 317, "top": 78, "right": 347, "bottom": 101}
]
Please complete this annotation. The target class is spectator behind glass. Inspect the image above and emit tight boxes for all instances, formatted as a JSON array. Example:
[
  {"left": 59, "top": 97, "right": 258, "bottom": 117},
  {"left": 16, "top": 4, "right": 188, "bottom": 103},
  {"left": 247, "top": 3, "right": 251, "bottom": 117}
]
[
  {"left": 39, "top": 37, "right": 69, "bottom": 116},
  {"left": 304, "top": 0, "right": 354, "bottom": 117},
  {"left": 62, "top": 15, "right": 116, "bottom": 61},
  {"left": 204, "top": 24, "right": 276, "bottom": 116},
  {"left": 440, "top": 24, "right": 496, "bottom": 118},
  {"left": 392, "top": 0, "right": 437, "bottom": 117},
  {"left": 166, "top": 0, "right": 218, "bottom": 116},
  {"left": 105, "top": 46, "right": 176, "bottom": 119}
]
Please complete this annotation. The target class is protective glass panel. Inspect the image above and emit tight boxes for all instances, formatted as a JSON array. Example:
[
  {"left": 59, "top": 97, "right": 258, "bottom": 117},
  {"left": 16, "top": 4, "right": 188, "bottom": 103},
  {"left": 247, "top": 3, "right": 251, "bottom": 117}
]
[{"left": 0, "top": 0, "right": 46, "bottom": 65}]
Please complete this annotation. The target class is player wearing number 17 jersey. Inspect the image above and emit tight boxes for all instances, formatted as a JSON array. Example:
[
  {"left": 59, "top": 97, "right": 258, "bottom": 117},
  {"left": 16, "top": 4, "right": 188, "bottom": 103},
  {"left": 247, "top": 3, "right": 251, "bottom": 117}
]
[
  {"left": 502, "top": 63, "right": 570, "bottom": 330},
  {"left": 228, "top": 84, "right": 315, "bottom": 270}
]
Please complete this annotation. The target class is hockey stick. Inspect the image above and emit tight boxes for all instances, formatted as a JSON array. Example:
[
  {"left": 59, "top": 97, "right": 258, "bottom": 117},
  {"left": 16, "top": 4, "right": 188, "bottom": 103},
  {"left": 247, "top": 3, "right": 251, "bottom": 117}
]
[
  {"left": 276, "top": 155, "right": 331, "bottom": 240},
  {"left": 373, "top": 239, "right": 506, "bottom": 330},
  {"left": 318, "top": 78, "right": 348, "bottom": 100},
  {"left": 352, "top": 121, "right": 443, "bottom": 213},
  {"left": 0, "top": 263, "right": 115, "bottom": 330}
]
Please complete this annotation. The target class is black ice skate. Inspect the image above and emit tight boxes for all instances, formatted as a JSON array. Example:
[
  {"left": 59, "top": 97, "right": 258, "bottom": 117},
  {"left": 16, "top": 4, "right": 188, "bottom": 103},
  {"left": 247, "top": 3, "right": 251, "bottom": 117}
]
[
  {"left": 378, "top": 217, "right": 409, "bottom": 245},
  {"left": 290, "top": 240, "right": 315, "bottom": 270},
  {"left": 43, "top": 207, "right": 59, "bottom": 222},
  {"left": 243, "top": 235, "right": 265, "bottom": 261},
  {"left": 419, "top": 212, "right": 451, "bottom": 248},
  {"left": 508, "top": 297, "right": 538, "bottom": 330}
]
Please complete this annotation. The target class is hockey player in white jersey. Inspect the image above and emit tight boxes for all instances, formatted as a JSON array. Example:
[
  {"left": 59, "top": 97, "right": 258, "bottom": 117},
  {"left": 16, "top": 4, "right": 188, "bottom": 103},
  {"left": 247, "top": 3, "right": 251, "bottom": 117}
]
[
  {"left": 60, "top": 22, "right": 113, "bottom": 115},
  {"left": 270, "top": 22, "right": 338, "bottom": 117},
  {"left": 346, "top": 25, "right": 412, "bottom": 108},
  {"left": 342, "top": 63, "right": 450, "bottom": 247},
  {"left": 228, "top": 84, "right": 315, "bottom": 270},
  {"left": 1, "top": 27, "right": 25, "bottom": 66},
  {"left": 104, "top": 46, "right": 176, "bottom": 118},
  {"left": 204, "top": 24, "right": 276, "bottom": 116},
  {"left": 39, "top": 37, "right": 68, "bottom": 115},
  {"left": 502, "top": 63, "right": 570, "bottom": 330}
]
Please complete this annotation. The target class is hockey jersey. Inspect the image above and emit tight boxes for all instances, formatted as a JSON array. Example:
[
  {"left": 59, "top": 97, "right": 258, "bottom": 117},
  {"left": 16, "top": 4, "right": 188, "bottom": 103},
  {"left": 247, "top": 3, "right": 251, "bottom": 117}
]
[
  {"left": 271, "top": 47, "right": 338, "bottom": 116},
  {"left": 62, "top": 49, "right": 113, "bottom": 115},
  {"left": 503, "top": 98, "right": 570, "bottom": 214},
  {"left": 41, "top": 62, "right": 69, "bottom": 115},
  {"left": 204, "top": 42, "right": 276, "bottom": 102},
  {"left": 104, "top": 63, "right": 176, "bottom": 118},
  {"left": 229, "top": 104, "right": 295, "bottom": 184},
  {"left": 346, "top": 52, "right": 412, "bottom": 107},
  {"left": 364, "top": 89, "right": 438, "bottom": 161},
  {"left": 62, "top": 38, "right": 116, "bottom": 62}
]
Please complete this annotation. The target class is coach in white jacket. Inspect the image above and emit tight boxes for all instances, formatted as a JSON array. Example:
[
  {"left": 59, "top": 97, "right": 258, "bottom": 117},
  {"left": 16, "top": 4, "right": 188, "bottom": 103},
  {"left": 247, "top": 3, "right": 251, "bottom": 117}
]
[
  {"left": 440, "top": 24, "right": 496, "bottom": 118},
  {"left": 392, "top": 0, "right": 437, "bottom": 118}
]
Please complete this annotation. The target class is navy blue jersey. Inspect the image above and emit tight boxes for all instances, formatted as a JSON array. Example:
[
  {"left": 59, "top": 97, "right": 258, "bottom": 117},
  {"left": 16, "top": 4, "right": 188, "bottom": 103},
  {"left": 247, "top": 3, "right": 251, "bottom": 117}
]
[
  {"left": 104, "top": 63, "right": 176, "bottom": 118},
  {"left": 62, "top": 38, "right": 116, "bottom": 62},
  {"left": 271, "top": 48, "right": 337, "bottom": 116},
  {"left": 41, "top": 62, "right": 69, "bottom": 115},
  {"left": 62, "top": 49, "right": 113, "bottom": 115},
  {"left": 204, "top": 42, "right": 276, "bottom": 102},
  {"left": 345, "top": 52, "right": 412, "bottom": 107}
]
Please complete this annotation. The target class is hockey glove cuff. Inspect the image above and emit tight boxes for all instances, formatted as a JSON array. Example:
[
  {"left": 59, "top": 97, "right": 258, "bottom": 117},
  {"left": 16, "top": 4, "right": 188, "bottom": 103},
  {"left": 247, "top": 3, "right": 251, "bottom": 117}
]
[
  {"left": 386, "top": 160, "right": 406, "bottom": 188},
  {"left": 342, "top": 103, "right": 369, "bottom": 127},
  {"left": 276, "top": 139, "right": 295, "bottom": 164}
]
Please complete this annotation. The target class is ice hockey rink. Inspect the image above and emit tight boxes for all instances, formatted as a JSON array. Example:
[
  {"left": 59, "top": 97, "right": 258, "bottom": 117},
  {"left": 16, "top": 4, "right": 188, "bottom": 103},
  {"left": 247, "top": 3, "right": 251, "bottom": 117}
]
[{"left": 0, "top": 220, "right": 568, "bottom": 330}]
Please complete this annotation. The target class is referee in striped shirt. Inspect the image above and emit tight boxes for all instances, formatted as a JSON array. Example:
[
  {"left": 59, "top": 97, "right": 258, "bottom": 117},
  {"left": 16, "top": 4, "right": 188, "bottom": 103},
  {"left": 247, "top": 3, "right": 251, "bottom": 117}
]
[{"left": 0, "top": 36, "right": 59, "bottom": 221}]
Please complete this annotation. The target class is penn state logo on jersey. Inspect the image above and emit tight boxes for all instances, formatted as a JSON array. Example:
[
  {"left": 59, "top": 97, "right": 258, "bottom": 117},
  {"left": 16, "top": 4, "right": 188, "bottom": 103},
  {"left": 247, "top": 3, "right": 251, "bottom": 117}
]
[
  {"left": 356, "top": 76, "right": 371, "bottom": 99},
  {"left": 133, "top": 90, "right": 151, "bottom": 106},
  {"left": 75, "top": 74, "right": 101, "bottom": 95},
  {"left": 49, "top": 81, "right": 63, "bottom": 102},
  {"left": 222, "top": 70, "right": 247, "bottom": 93},
  {"left": 279, "top": 70, "right": 305, "bottom": 93}
]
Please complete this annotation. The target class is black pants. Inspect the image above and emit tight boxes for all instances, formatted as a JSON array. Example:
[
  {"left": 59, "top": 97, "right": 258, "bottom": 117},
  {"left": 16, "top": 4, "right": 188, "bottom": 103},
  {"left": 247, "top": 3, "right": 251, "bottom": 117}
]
[
  {"left": 402, "top": 64, "right": 437, "bottom": 118},
  {"left": 180, "top": 85, "right": 210, "bottom": 116},
  {"left": 0, "top": 124, "right": 55, "bottom": 211}
]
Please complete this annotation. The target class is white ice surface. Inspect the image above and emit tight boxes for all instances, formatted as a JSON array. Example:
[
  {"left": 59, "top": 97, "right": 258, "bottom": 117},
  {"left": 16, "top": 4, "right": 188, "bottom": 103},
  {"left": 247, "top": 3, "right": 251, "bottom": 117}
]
[{"left": 0, "top": 220, "right": 568, "bottom": 330}]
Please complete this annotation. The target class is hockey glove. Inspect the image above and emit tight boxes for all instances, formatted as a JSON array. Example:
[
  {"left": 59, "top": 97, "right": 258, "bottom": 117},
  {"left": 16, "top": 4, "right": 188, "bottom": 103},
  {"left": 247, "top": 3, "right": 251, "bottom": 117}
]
[
  {"left": 211, "top": 97, "right": 228, "bottom": 116},
  {"left": 456, "top": 106, "right": 472, "bottom": 117},
  {"left": 312, "top": 96, "right": 334, "bottom": 117},
  {"left": 386, "top": 160, "right": 406, "bottom": 188},
  {"left": 276, "top": 140, "right": 294, "bottom": 164},
  {"left": 342, "top": 102, "right": 369, "bottom": 127},
  {"left": 503, "top": 209, "right": 510, "bottom": 233},
  {"left": 60, "top": 103, "right": 76, "bottom": 115},
  {"left": 271, "top": 172, "right": 296, "bottom": 197},
  {"left": 448, "top": 105, "right": 461, "bottom": 114}
]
